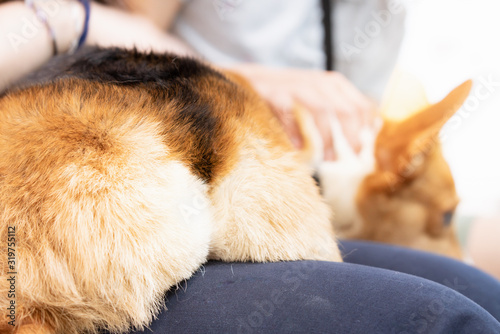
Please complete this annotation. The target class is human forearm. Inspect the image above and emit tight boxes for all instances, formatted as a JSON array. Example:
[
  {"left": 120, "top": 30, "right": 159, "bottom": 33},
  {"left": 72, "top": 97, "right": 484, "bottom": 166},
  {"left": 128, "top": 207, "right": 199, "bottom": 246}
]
[
  {"left": 0, "top": 0, "right": 195, "bottom": 92},
  {"left": 86, "top": 2, "right": 196, "bottom": 56},
  {"left": 0, "top": 1, "right": 84, "bottom": 91},
  {"left": 0, "top": 2, "right": 52, "bottom": 91}
]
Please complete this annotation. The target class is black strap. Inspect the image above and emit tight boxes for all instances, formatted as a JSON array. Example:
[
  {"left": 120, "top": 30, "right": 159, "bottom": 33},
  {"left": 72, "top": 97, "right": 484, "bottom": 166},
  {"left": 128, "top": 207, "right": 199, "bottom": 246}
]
[{"left": 321, "top": 0, "right": 334, "bottom": 71}]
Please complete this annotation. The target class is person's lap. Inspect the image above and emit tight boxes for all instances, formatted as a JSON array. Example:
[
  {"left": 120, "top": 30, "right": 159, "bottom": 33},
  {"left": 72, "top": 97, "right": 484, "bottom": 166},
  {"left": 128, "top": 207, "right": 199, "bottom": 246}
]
[
  {"left": 339, "top": 240, "right": 500, "bottom": 321},
  {"left": 123, "top": 241, "right": 500, "bottom": 334}
]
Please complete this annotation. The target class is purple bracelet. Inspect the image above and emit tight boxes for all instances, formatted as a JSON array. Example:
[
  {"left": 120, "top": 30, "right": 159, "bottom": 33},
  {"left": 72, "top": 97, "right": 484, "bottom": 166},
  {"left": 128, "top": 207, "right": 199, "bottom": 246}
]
[{"left": 75, "top": 0, "right": 90, "bottom": 50}]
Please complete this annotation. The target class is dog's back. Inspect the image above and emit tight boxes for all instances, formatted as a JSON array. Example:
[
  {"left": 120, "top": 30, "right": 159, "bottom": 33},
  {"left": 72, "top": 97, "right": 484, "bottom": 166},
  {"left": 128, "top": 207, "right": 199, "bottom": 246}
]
[
  {"left": 0, "top": 48, "right": 340, "bottom": 334},
  {"left": 0, "top": 49, "right": 221, "bottom": 333}
]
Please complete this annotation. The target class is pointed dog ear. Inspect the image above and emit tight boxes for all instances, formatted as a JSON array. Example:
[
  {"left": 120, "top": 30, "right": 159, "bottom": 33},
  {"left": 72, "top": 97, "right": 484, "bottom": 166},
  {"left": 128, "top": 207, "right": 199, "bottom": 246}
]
[{"left": 375, "top": 80, "right": 472, "bottom": 176}]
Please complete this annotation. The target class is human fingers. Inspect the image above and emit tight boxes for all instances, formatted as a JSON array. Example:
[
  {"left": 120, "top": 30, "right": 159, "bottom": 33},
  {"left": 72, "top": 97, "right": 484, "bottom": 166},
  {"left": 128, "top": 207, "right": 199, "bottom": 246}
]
[
  {"left": 314, "top": 84, "right": 363, "bottom": 153},
  {"left": 329, "top": 72, "right": 375, "bottom": 128},
  {"left": 267, "top": 93, "right": 304, "bottom": 149},
  {"left": 294, "top": 90, "right": 336, "bottom": 161}
]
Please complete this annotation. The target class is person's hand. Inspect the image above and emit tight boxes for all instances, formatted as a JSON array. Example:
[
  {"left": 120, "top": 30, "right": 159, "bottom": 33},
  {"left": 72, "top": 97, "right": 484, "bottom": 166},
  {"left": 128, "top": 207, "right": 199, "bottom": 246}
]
[{"left": 231, "top": 64, "right": 376, "bottom": 160}]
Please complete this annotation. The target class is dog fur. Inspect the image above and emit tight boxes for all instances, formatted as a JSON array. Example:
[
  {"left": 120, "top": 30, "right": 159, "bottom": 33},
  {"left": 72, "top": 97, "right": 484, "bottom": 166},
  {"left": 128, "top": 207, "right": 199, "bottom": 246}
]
[
  {"left": 297, "top": 76, "right": 472, "bottom": 259},
  {"left": 0, "top": 48, "right": 341, "bottom": 334}
]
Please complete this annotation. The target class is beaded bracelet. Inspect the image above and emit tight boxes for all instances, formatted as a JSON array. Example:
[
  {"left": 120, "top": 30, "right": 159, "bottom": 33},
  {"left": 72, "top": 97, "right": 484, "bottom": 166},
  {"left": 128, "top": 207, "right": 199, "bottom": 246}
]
[
  {"left": 24, "top": 0, "right": 91, "bottom": 55},
  {"left": 25, "top": 0, "right": 58, "bottom": 55}
]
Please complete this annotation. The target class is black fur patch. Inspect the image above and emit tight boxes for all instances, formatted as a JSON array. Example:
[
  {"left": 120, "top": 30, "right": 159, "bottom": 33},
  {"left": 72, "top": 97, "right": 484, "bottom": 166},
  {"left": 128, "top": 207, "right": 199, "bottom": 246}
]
[
  {"left": 14, "top": 47, "right": 226, "bottom": 88},
  {"left": 7, "top": 47, "right": 236, "bottom": 184}
]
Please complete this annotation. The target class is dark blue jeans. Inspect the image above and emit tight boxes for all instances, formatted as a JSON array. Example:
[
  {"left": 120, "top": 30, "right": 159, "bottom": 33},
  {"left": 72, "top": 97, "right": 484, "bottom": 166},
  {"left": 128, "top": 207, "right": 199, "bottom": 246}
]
[{"left": 126, "top": 241, "right": 500, "bottom": 333}]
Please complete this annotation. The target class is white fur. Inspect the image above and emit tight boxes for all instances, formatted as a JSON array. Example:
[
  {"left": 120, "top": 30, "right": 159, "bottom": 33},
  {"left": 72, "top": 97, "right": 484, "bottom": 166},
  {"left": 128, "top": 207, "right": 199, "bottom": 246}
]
[
  {"left": 208, "top": 136, "right": 342, "bottom": 262},
  {"left": 310, "top": 113, "right": 378, "bottom": 237}
]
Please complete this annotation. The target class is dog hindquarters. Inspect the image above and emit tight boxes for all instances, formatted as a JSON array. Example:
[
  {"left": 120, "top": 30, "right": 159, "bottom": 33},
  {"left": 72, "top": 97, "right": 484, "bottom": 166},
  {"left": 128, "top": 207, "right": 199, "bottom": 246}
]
[
  {"left": 0, "top": 90, "right": 212, "bottom": 333},
  {"left": 208, "top": 137, "right": 342, "bottom": 263}
]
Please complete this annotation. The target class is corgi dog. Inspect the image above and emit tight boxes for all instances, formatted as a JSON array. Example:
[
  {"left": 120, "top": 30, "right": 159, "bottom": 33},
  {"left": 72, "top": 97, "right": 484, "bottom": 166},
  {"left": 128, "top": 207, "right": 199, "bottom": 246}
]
[
  {"left": 298, "top": 70, "right": 472, "bottom": 259},
  {"left": 0, "top": 48, "right": 341, "bottom": 334}
]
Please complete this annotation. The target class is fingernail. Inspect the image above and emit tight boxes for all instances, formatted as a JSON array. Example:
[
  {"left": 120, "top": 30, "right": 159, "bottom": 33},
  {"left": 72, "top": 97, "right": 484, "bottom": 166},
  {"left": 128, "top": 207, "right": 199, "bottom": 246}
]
[
  {"left": 325, "top": 149, "right": 336, "bottom": 161},
  {"left": 354, "top": 142, "right": 362, "bottom": 154},
  {"left": 292, "top": 136, "right": 303, "bottom": 149}
]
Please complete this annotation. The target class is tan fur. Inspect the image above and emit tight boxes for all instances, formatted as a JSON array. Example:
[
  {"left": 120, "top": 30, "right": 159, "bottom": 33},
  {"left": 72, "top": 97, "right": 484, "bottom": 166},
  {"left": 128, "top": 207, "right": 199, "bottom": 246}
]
[
  {"left": 355, "top": 81, "right": 472, "bottom": 259},
  {"left": 0, "top": 82, "right": 213, "bottom": 333},
  {"left": 357, "top": 145, "right": 462, "bottom": 258},
  {"left": 210, "top": 73, "right": 340, "bottom": 262},
  {"left": 209, "top": 140, "right": 340, "bottom": 262},
  {"left": 0, "top": 66, "right": 340, "bottom": 333},
  {"left": 297, "top": 80, "right": 472, "bottom": 259}
]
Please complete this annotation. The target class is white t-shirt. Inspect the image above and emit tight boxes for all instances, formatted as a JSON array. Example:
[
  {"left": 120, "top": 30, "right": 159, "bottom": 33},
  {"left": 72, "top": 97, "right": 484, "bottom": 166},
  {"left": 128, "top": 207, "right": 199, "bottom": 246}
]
[{"left": 172, "top": 0, "right": 406, "bottom": 100}]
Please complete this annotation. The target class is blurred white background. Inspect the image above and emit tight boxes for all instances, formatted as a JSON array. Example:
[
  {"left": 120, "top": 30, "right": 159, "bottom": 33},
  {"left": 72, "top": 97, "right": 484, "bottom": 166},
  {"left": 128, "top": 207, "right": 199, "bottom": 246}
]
[{"left": 398, "top": 0, "right": 500, "bottom": 218}]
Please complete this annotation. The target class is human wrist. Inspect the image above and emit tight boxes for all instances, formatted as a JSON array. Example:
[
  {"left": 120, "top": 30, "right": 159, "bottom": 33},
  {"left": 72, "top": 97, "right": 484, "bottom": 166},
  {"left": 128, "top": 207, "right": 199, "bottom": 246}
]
[
  {"left": 48, "top": 0, "right": 85, "bottom": 53},
  {"left": 25, "top": 0, "right": 87, "bottom": 54}
]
